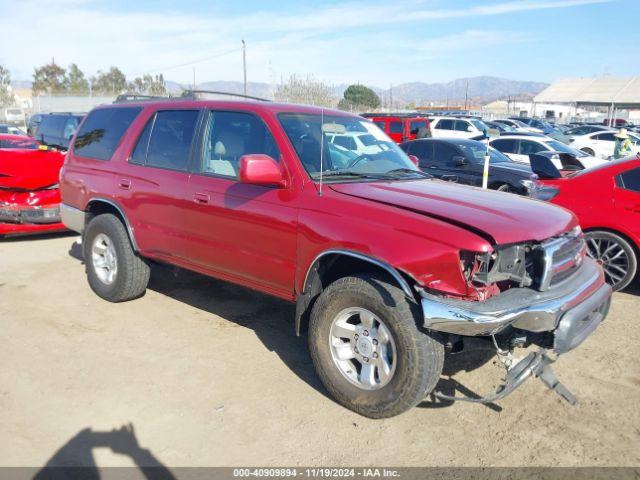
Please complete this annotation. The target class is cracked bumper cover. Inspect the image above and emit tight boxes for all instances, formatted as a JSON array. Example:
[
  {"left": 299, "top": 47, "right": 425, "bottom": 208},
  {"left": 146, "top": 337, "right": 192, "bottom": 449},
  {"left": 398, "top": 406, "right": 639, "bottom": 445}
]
[{"left": 421, "top": 257, "right": 611, "bottom": 353}]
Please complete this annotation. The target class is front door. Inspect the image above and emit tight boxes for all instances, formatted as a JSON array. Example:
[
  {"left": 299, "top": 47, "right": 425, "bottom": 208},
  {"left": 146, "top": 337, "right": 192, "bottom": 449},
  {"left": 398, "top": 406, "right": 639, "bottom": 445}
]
[{"left": 182, "top": 109, "right": 298, "bottom": 298}]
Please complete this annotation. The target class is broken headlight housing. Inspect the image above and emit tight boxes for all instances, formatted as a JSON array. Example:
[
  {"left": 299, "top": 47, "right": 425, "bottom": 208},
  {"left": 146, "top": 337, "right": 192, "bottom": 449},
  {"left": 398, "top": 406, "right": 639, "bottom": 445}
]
[{"left": 461, "top": 244, "right": 534, "bottom": 289}]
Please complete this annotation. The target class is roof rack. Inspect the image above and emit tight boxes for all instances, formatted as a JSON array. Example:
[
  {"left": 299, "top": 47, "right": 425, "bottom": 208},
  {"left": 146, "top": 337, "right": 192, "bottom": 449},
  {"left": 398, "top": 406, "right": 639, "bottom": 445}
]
[
  {"left": 179, "top": 90, "right": 271, "bottom": 102},
  {"left": 113, "top": 94, "right": 172, "bottom": 104}
]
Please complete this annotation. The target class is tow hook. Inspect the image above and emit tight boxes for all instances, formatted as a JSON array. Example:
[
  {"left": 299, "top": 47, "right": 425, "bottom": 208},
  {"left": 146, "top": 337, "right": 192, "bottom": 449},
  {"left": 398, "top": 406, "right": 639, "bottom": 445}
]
[{"left": 433, "top": 349, "right": 578, "bottom": 405}]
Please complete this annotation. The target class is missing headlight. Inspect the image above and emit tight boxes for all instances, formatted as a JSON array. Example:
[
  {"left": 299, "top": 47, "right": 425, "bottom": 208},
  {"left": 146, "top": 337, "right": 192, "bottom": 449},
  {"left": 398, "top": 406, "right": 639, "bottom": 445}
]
[{"left": 466, "top": 244, "right": 533, "bottom": 288}]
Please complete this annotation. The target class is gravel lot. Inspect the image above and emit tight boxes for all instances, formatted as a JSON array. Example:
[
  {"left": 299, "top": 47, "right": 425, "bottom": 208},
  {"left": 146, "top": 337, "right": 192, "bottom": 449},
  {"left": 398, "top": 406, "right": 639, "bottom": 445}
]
[{"left": 1, "top": 233, "right": 639, "bottom": 469}]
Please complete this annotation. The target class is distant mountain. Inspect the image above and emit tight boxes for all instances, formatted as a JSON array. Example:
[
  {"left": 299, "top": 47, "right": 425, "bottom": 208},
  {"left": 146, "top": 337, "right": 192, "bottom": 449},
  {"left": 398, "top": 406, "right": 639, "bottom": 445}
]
[
  {"left": 379, "top": 76, "right": 549, "bottom": 105},
  {"left": 12, "top": 75, "right": 547, "bottom": 105}
]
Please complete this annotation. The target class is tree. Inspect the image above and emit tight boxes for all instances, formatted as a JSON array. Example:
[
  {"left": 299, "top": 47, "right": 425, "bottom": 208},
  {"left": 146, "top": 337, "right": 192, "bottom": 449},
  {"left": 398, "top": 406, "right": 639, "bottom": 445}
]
[
  {"left": 67, "top": 63, "right": 89, "bottom": 94},
  {"left": 0, "top": 65, "right": 12, "bottom": 105},
  {"left": 91, "top": 67, "right": 127, "bottom": 95},
  {"left": 32, "top": 59, "right": 68, "bottom": 95},
  {"left": 274, "top": 74, "right": 335, "bottom": 107},
  {"left": 127, "top": 74, "right": 167, "bottom": 96},
  {"left": 338, "top": 84, "right": 380, "bottom": 112}
]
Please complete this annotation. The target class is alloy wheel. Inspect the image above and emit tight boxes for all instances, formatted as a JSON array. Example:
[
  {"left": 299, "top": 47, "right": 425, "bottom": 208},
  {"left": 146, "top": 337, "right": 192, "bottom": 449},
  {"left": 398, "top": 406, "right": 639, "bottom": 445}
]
[
  {"left": 586, "top": 234, "right": 630, "bottom": 288},
  {"left": 329, "top": 307, "right": 397, "bottom": 390},
  {"left": 91, "top": 233, "right": 118, "bottom": 285}
]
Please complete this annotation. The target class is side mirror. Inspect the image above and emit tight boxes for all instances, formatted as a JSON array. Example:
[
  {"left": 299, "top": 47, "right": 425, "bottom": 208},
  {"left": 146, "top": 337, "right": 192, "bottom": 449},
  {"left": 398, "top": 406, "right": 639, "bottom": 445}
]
[
  {"left": 409, "top": 155, "right": 420, "bottom": 167},
  {"left": 453, "top": 155, "right": 467, "bottom": 166},
  {"left": 238, "top": 154, "right": 284, "bottom": 187}
]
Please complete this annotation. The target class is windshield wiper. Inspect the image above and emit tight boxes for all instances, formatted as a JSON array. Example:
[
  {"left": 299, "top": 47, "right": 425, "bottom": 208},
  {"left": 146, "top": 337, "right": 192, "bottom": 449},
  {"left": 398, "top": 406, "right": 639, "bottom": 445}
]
[
  {"left": 385, "top": 168, "right": 432, "bottom": 178},
  {"left": 317, "top": 170, "right": 391, "bottom": 180}
]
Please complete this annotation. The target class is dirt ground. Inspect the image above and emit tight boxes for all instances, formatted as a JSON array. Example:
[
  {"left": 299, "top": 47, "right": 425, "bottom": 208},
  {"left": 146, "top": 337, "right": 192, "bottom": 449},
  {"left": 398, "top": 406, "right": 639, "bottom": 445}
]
[{"left": 1, "top": 233, "right": 639, "bottom": 469}]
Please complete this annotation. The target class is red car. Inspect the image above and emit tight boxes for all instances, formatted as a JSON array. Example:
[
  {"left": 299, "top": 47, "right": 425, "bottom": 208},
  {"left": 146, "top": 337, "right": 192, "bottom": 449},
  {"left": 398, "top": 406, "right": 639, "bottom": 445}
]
[
  {"left": 60, "top": 97, "right": 610, "bottom": 417},
  {"left": 361, "top": 114, "right": 431, "bottom": 143},
  {"left": 531, "top": 152, "right": 640, "bottom": 291},
  {"left": 0, "top": 134, "right": 66, "bottom": 237}
]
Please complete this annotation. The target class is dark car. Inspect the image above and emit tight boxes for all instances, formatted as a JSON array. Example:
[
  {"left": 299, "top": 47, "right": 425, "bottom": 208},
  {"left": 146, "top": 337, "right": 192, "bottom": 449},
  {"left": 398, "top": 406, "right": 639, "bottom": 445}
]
[
  {"left": 400, "top": 138, "right": 534, "bottom": 194},
  {"left": 26, "top": 114, "right": 43, "bottom": 136},
  {"left": 33, "top": 113, "right": 84, "bottom": 150}
]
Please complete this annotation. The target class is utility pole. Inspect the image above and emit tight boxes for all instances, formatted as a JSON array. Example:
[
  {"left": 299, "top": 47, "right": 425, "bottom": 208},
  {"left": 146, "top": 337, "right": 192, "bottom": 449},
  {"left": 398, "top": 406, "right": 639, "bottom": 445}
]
[
  {"left": 192, "top": 67, "right": 196, "bottom": 90},
  {"left": 389, "top": 83, "right": 393, "bottom": 111},
  {"left": 242, "top": 40, "right": 247, "bottom": 96},
  {"left": 464, "top": 81, "right": 469, "bottom": 111}
]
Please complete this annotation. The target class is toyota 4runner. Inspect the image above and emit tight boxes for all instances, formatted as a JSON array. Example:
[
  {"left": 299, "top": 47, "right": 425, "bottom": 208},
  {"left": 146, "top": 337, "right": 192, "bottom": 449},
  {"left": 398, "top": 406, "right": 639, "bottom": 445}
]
[{"left": 60, "top": 95, "right": 612, "bottom": 418}]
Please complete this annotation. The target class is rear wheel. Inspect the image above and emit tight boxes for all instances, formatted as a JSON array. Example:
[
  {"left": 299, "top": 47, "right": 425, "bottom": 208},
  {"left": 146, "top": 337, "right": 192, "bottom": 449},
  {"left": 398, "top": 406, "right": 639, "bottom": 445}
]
[
  {"left": 581, "top": 147, "right": 595, "bottom": 156},
  {"left": 83, "top": 214, "right": 150, "bottom": 302},
  {"left": 308, "top": 274, "right": 443, "bottom": 418},
  {"left": 585, "top": 230, "right": 637, "bottom": 291},
  {"left": 494, "top": 183, "right": 510, "bottom": 192}
]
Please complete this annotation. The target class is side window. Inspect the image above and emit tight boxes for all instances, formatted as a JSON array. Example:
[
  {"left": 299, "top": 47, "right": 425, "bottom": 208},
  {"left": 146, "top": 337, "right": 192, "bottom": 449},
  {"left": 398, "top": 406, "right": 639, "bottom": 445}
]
[
  {"left": 63, "top": 117, "right": 80, "bottom": 141},
  {"left": 519, "top": 141, "right": 545, "bottom": 155},
  {"left": 389, "top": 121, "right": 403, "bottom": 134},
  {"left": 411, "top": 141, "right": 433, "bottom": 165},
  {"left": 618, "top": 168, "right": 640, "bottom": 193},
  {"left": 435, "top": 119, "right": 454, "bottom": 130},
  {"left": 38, "top": 116, "right": 67, "bottom": 140},
  {"left": 433, "top": 142, "right": 458, "bottom": 166},
  {"left": 199, "top": 110, "right": 280, "bottom": 179},
  {"left": 142, "top": 110, "right": 199, "bottom": 171},
  {"left": 74, "top": 107, "right": 142, "bottom": 161},
  {"left": 410, "top": 121, "right": 426, "bottom": 135},
  {"left": 596, "top": 133, "right": 615, "bottom": 141},
  {"left": 130, "top": 116, "right": 154, "bottom": 165},
  {"left": 454, "top": 120, "right": 471, "bottom": 132},
  {"left": 332, "top": 136, "right": 357, "bottom": 150},
  {"left": 491, "top": 139, "right": 517, "bottom": 154}
]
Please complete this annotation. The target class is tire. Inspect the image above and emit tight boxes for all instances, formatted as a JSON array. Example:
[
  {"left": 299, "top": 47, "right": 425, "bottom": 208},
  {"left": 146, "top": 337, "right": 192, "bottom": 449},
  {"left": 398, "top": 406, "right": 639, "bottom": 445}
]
[
  {"left": 581, "top": 147, "right": 595, "bottom": 156},
  {"left": 308, "top": 274, "right": 444, "bottom": 418},
  {"left": 83, "top": 213, "right": 150, "bottom": 302},
  {"left": 494, "top": 183, "right": 510, "bottom": 193},
  {"left": 585, "top": 230, "right": 637, "bottom": 291}
]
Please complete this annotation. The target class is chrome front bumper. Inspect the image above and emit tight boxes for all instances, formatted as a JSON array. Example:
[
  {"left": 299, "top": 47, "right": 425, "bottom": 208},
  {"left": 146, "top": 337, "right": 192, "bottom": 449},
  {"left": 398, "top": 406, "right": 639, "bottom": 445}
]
[{"left": 421, "top": 257, "right": 611, "bottom": 344}]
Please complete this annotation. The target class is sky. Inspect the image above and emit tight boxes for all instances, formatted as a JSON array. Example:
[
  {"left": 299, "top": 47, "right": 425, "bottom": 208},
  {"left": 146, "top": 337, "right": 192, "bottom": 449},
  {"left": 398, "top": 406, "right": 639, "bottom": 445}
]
[{"left": 2, "top": 0, "right": 638, "bottom": 87}]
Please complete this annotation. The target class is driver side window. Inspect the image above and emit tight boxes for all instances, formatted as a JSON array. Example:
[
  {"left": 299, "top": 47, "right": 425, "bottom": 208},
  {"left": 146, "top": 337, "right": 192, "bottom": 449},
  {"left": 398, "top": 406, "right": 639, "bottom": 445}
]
[{"left": 198, "top": 111, "right": 280, "bottom": 179}]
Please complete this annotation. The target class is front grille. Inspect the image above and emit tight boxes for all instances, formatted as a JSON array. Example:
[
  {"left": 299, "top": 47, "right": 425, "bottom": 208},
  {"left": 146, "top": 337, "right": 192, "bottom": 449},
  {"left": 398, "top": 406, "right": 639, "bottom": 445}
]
[{"left": 534, "top": 229, "right": 586, "bottom": 291}]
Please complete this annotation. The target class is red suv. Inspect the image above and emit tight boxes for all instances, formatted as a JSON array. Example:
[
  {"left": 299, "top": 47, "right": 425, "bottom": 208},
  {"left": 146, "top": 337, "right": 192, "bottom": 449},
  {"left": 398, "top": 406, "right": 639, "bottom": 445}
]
[
  {"left": 60, "top": 96, "right": 611, "bottom": 418},
  {"left": 361, "top": 114, "right": 431, "bottom": 144}
]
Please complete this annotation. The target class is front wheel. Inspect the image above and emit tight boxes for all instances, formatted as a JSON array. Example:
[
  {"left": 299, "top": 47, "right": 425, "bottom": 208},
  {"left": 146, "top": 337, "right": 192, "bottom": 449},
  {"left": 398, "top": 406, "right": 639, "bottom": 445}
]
[
  {"left": 309, "top": 274, "right": 444, "bottom": 418},
  {"left": 585, "top": 230, "right": 637, "bottom": 291}
]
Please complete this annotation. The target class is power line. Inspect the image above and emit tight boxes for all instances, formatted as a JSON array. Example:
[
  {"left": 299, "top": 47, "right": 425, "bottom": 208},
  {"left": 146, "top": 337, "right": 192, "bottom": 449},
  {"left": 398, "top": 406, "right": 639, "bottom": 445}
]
[{"left": 129, "top": 47, "right": 241, "bottom": 78}]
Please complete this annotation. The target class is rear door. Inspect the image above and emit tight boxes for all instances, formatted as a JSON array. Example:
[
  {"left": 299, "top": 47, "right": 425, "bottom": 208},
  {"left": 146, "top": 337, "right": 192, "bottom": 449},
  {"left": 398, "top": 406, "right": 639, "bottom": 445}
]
[
  {"left": 182, "top": 109, "right": 298, "bottom": 297},
  {"left": 120, "top": 108, "right": 201, "bottom": 260},
  {"left": 432, "top": 119, "right": 455, "bottom": 138},
  {"left": 591, "top": 132, "right": 616, "bottom": 158},
  {"left": 387, "top": 119, "right": 404, "bottom": 143}
]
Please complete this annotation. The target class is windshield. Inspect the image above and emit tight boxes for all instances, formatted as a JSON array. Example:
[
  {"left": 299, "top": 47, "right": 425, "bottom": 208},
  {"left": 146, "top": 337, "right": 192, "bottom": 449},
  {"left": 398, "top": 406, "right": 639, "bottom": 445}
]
[
  {"left": 278, "top": 113, "right": 421, "bottom": 181},
  {"left": 458, "top": 143, "right": 511, "bottom": 164},
  {"left": 470, "top": 119, "right": 489, "bottom": 132},
  {"left": 512, "top": 119, "right": 530, "bottom": 129},
  {"left": 545, "top": 139, "right": 587, "bottom": 157}
]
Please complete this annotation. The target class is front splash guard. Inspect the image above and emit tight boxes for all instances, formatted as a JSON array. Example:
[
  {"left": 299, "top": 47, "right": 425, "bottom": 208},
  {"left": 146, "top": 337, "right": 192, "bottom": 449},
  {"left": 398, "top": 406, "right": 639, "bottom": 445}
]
[{"left": 433, "top": 349, "right": 578, "bottom": 406}]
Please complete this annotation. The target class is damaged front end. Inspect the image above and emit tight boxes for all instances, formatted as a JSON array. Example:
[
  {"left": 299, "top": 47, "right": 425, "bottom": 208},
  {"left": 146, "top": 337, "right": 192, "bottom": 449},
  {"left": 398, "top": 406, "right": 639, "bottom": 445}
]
[
  {"left": 421, "top": 227, "right": 612, "bottom": 405},
  {"left": 0, "top": 186, "right": 65, "bottom": 236}
]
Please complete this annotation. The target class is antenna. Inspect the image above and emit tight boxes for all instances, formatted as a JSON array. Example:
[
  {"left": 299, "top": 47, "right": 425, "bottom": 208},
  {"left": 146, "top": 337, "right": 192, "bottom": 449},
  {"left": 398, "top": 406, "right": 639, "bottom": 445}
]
[{"left": 319, "top": 108, "right": 324, "bottom": 196}]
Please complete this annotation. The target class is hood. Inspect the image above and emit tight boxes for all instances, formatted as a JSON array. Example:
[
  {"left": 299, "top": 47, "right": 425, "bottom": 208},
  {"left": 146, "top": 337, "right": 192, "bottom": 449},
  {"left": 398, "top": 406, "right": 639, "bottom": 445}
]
[
  {"left": 0, "top": 148, "right": 64, "bottom": 191},
  {"left": 329, "top": 179, "right": 576, "bottom": 245}
]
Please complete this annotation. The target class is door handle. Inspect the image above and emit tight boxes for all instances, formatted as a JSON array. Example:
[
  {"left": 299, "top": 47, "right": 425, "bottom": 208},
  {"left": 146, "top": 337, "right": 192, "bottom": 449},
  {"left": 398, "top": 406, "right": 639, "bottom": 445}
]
[
  {"left": 118, "top": 179, "right": 131, "bottom": 190},
  {"left": 193, "top": 192, "right": 210, "bottom": 204}
]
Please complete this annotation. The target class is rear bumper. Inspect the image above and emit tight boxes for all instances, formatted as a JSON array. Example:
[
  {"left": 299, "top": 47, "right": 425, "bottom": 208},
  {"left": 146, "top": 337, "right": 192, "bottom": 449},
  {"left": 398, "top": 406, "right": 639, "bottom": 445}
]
[
  {"left": 60, "top": 203, "right": 86, "bottom": 233},
  {"left": 421, "top": 257, "right": 611, "bottom": 351}
]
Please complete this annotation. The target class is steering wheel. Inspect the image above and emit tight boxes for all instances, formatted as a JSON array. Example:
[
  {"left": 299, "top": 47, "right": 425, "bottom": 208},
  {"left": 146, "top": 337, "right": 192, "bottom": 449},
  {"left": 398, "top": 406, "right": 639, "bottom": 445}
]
[{"left": 346, "top": 154, "right": 373, "bottom": 169}]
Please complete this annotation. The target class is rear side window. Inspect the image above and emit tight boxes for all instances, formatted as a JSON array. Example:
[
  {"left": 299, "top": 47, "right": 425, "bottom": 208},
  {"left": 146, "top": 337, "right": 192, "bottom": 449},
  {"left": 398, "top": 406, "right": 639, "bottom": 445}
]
[
  {"left": 491, "top": 138, "right": 517, "bottom": 154},
  {"left": 435, "top": 119, "right": 454, "bottom": 130},
  {"left": 131, "top": 110, "right": 199, "bottom": 171},
  {"left": 410, "top": 121, "right": 426, "bottom": 135},
  {"left": 617, "top": 168, "right": 640, "bottom": 193},
  {"left": 74, "top": 107, "right": 142, "bottom": 161},
  {"left": 595, "top": 133, "right": 615, "bottom": 141},
  {"left": 454, "top": 120, "right": 471, "bottom": 132},
  {"left": 389, "top": 121, "right": 403, "bottom": 134}
]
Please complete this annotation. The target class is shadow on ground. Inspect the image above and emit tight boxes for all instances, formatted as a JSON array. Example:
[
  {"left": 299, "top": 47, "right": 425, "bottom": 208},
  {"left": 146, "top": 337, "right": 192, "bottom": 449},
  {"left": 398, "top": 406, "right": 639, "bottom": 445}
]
[{"left": 34, "top": 423, "right": 175, "bottom": 480}]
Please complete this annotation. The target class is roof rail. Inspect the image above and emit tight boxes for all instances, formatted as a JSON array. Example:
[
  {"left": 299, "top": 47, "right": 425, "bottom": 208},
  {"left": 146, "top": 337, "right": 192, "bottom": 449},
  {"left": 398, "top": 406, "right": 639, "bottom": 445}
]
[
  {"left": 360, "top": 112, "right": 428, "bottom": 118},
  {"left": 113, "top": 94, "right": 172, "bottom": 104},
  {"left": 180, "top": 90, "right": 271, "bottom": 102}
]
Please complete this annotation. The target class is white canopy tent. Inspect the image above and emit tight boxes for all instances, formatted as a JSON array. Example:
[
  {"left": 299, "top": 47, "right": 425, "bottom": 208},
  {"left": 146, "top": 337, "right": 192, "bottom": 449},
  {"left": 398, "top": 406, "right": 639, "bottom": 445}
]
[{"left": 534, "top": 77, "right": 640, "bottom": 122}]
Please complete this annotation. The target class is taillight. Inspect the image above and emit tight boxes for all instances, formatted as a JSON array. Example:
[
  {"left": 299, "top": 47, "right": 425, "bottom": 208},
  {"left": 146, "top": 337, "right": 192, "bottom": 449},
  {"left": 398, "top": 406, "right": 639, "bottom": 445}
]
[{"left": 530, "top": 182, "right": 559, "bottom": 201}]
